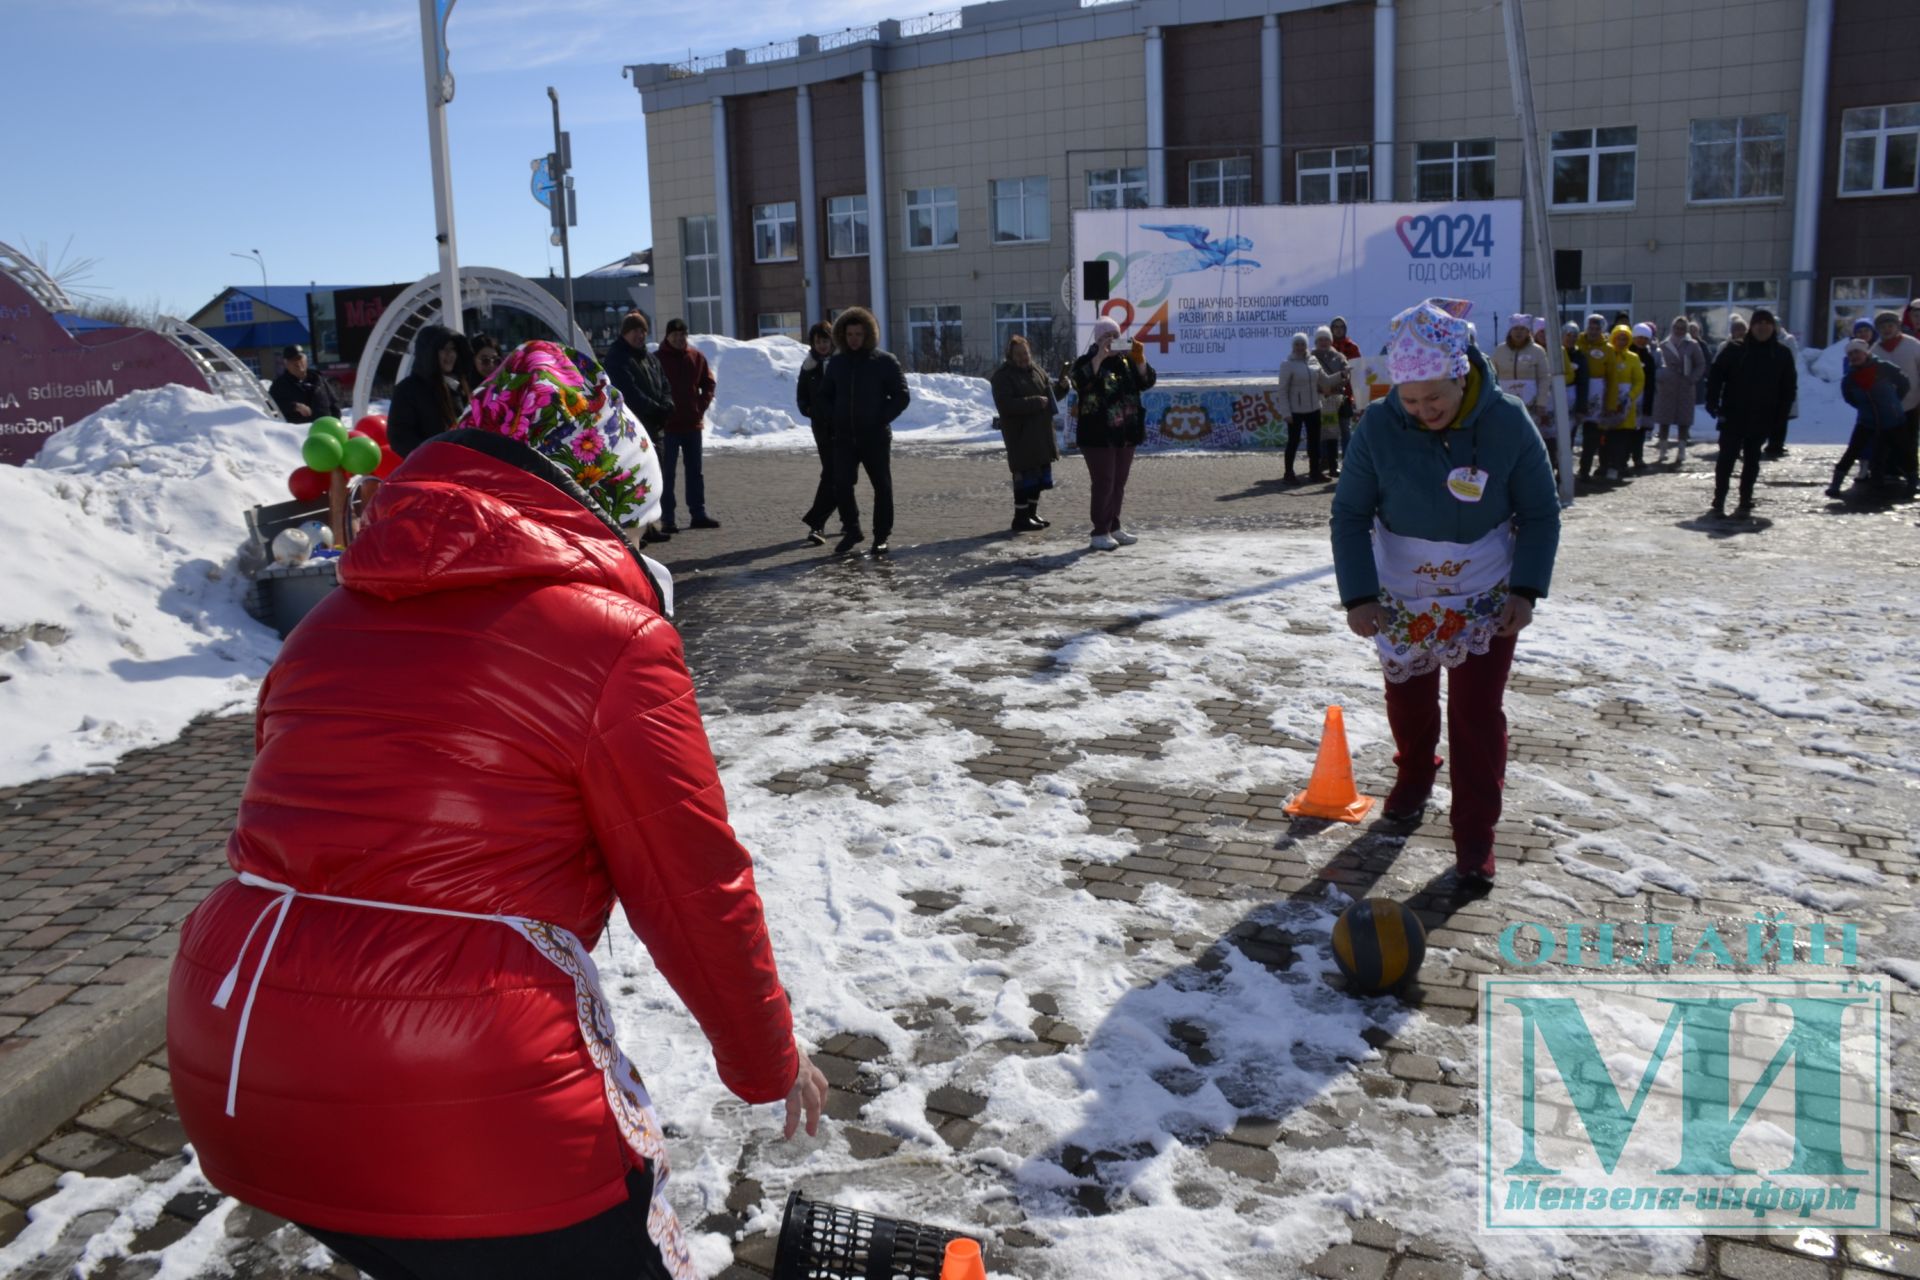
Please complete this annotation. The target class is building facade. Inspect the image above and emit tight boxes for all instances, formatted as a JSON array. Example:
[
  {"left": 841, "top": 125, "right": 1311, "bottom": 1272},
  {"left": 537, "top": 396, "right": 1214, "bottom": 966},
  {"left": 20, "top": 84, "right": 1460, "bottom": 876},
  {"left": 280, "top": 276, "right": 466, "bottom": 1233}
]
[{"left": 628, "top": 0, "right": 1917, "bottom": 367}]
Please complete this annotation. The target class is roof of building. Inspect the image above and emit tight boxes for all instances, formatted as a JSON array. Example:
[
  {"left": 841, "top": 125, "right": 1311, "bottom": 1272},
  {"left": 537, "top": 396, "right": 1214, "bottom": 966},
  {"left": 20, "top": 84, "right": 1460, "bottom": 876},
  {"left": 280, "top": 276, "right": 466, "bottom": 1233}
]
[
  {"left": 585, "top": 250, "right": 652, "bottom": 278},
  {"left": 221, "top": 284, "right": 363, "bottom": 318}
]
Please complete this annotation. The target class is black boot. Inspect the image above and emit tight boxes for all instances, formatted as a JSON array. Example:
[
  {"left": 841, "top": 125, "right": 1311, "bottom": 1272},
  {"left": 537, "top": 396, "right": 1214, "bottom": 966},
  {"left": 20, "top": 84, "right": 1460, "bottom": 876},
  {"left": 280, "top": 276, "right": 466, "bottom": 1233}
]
[
  {"left": 1031, "top": 496, "right": 1050, "bottom": 528},
  {"left": 1011, "top": 503, "right": 1045, "bottom": 532}
]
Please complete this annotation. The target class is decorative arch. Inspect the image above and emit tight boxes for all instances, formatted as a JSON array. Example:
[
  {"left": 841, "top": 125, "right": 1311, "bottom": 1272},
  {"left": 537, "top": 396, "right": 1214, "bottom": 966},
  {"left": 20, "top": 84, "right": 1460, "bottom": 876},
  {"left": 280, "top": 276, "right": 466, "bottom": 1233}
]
[
  {"left": 350, "top": 266, "right": 593, "bottom": 424},
  {"left": 0, "top": 240, "right": 76, "bottom": 312}
]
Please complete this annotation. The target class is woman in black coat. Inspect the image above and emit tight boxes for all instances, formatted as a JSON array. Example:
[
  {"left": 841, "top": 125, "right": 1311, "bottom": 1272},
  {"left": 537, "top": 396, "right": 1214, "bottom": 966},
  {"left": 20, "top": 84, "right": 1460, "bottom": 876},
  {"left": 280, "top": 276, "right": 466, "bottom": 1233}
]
[
  {"left": 1070, "top": 317, "right": 1156, "bottom": 551},
  {"left": 387, "top": 326, "right": 475, "bottom": 458},
  {"left": 989, "top": 334, "right": 1066, "bottom": 532}
]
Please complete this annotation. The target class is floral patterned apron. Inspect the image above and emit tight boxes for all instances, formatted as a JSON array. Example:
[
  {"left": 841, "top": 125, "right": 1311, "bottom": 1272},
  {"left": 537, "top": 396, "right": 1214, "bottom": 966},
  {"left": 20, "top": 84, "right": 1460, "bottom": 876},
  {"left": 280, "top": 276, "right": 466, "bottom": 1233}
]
[{"left": 1370, "top": 518, "right": 1515, "bottom": 683}]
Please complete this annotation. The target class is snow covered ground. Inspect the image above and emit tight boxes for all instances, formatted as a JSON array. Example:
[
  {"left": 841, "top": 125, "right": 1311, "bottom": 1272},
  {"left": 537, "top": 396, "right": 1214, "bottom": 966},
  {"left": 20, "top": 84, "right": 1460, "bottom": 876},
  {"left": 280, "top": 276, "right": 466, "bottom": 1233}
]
[{"left": 0, "top": 388, "right": 294, "bottom": 787}]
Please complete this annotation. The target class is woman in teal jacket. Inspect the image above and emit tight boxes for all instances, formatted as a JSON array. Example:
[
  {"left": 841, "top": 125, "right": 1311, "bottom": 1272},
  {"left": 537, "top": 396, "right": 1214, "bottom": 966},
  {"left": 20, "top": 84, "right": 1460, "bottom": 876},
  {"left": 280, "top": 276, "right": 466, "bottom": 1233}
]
[{"left": 1330, "top": 298, "right": 1561, "bottom": 890}]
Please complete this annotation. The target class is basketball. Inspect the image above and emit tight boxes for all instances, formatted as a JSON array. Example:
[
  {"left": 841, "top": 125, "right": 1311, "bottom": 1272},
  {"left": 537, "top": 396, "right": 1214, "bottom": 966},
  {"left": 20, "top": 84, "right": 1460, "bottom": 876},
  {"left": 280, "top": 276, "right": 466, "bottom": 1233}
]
[{"left": 1331, "top": 898, "right": 1427, "bottom": 993}]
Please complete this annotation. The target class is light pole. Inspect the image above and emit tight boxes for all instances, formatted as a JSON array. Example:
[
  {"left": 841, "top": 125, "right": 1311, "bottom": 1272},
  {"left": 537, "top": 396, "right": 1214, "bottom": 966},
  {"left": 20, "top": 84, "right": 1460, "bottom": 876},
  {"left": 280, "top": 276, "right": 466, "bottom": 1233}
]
[{"left": 230, "top": 249, "right": 267, "bottom": 298}]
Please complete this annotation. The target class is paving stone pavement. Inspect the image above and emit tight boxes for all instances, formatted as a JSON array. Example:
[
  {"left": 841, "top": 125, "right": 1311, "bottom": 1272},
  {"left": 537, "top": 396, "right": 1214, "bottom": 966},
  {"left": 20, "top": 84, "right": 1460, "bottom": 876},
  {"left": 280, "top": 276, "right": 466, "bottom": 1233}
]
[{"left": 1, "top": 441, "right": 1915, "bottom": 1279}]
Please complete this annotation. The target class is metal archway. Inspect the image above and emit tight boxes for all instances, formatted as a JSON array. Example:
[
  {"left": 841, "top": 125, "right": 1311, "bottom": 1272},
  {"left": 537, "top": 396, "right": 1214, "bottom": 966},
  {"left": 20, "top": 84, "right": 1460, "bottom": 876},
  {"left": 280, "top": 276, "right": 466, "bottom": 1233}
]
[
  {"left": 350, "top": 266, "right": 593, "bottom": 424},
  {"left": 0, "top": 239, "right": 278, "bottom": 418}
]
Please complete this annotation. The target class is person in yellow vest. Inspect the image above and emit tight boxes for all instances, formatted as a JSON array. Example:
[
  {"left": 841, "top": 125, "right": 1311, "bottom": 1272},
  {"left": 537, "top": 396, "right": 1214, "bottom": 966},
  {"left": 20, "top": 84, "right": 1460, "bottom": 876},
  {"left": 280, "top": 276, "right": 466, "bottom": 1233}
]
[
  {"left": 1573, "top": 314, "right": 1612, "bottom": 482},
  {"left": 1591, "top": 324, "right": 1646, "bottom": 483}
]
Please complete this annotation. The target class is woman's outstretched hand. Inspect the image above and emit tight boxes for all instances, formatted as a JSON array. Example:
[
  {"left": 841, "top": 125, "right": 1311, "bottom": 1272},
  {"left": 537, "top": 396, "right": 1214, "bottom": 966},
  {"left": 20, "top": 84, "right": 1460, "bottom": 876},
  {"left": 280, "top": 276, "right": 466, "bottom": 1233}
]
[
  {"left": 783, "top": 1051, "right": 830, "bottom": 1139},
  {"left": 1346, "top": 603, "right": 1388, "bottom": 638}
]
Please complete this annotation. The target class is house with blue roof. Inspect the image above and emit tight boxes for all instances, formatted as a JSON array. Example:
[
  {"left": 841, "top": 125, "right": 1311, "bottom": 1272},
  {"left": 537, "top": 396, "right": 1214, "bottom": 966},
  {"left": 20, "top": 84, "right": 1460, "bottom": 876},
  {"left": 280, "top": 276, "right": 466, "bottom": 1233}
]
[{"left": 186, "top": 284, "right": 362, "bottom": 378}]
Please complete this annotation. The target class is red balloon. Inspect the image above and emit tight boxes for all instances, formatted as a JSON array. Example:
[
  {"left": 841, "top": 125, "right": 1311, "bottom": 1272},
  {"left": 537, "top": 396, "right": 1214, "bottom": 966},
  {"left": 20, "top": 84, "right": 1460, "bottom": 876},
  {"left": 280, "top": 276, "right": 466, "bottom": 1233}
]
[
  {"left": 288, "top": 466, "right": 329, "bottom": 502},
  {"left": 374, "top": 447, "right": 403, "bottom": 479},
  {"left": 355, "top": 415, "right": 389, "bottom": 445}
]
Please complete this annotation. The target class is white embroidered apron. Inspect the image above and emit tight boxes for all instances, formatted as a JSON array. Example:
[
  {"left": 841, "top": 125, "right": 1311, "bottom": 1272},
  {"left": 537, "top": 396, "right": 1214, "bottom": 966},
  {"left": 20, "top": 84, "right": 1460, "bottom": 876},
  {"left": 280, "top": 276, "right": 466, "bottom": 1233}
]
[
  {"left": 212, "top": 871, "right": 697, "bottom": 1280},
  {"left": 1370, "top": 518, "right": 1515, "bottom": 683}
]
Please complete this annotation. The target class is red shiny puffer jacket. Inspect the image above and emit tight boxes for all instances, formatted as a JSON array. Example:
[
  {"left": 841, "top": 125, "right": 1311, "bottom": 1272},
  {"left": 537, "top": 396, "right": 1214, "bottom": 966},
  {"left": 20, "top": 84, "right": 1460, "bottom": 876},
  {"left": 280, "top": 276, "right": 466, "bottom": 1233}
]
[{"left": 167, "top": 434, "right": 797, "bottom": 1239}]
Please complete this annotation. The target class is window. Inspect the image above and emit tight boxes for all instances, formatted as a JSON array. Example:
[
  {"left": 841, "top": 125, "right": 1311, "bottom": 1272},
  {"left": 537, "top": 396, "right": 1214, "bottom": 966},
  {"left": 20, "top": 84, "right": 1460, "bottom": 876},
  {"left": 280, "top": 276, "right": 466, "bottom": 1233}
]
[
  {"left": 1683, "top": 280, "right": 1778, "bottom": 344},
  {"left": 826, "top": 195, "right": 869, "bottom": 259},
  {"left": 993, "top": 301, "right": 1054, "bottom": 354},
  {"left": 756, "top": 312, "right": 802, "bottom": 340},
  {"left": 681, "top": 215, "right": 721, "bottom": 335},
  {"left": 1188, "top": 156, "right": 1253, "bottom": 207},
  {"left": 1414, "top": 139, "right": 1495, "bottom": 201},
  {"left": 1839, "top": 103, "right": 1920, "bottom": 196},
  {"left": 905, "top": 187, "right": 959, "bottom": 251},
  {"left": 1297, "top": 147, "right": 1372, "bottom": 204},
  {"left": 752, "top": 202, "right": 798, "bottom": 263},
  {"left": 1555, "top": 284, "right": 1634, "bottom": 331},
  {"left": 1550, "top": 126, "right": 1637, "bottom": 208},
  {"left": 1828, "top": 276, "right": 1912, "bottom": 344},
  {"left": 1688, "top": 115, "right": 1787, "bottom": 202},
  {"left": 907, "top": 304, "right": 964, "bottom": 371},
  {"left": 1086, "top": 166, "right": 1147, "bottom": 210},
  {"left": 991, "top": 176, "right": 1050, "bottom": 244},
  {"left": 222, "top": 295, "right": 254, "bottom": 324}
]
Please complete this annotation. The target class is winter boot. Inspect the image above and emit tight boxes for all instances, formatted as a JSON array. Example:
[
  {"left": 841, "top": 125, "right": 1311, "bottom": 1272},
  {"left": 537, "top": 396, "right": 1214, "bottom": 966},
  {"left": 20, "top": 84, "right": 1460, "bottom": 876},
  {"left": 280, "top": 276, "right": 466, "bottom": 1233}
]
[
  {"left": 1031, "top": 498, "right": 1050, "bottom": 528},
  {"left": 1011, "top": 504, "right": 1046, "bottom": 532}
]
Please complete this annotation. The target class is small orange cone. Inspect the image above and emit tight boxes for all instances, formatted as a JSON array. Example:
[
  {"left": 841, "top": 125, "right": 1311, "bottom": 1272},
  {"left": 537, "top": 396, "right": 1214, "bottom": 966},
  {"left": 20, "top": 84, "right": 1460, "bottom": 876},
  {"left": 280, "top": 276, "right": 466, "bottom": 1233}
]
[
  {"left": 940, "top": 1237, "right": 988, "bottom": 1280},
  {"left": 1283, "top": 706, "right": 1375, "bottom": 822}
]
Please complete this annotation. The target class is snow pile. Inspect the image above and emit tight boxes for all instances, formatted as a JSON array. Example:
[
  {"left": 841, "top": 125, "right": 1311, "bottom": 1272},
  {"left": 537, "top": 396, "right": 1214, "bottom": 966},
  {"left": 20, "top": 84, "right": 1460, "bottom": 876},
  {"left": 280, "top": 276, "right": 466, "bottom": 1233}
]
[
  {"left": 0, "top": 386, "right": 294, "bottom": 786},
  {"left": 689, "top": 334, "right": 998, "bottom": 450}
]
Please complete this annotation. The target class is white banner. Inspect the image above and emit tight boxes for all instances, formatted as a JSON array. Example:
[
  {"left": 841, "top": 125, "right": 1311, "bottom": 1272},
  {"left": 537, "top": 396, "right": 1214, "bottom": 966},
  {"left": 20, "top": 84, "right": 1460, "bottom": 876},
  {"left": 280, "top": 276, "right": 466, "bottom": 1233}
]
[{"left": 1071, "top": 201, "right": 1524, "bottom": 377}]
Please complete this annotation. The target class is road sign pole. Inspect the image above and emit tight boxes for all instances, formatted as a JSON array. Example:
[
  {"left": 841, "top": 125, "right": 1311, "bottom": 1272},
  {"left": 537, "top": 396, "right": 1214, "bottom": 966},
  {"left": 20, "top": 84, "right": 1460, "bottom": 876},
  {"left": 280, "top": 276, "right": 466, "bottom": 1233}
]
[{"left": 547, "top": 87, "right": 575, "bottom": 343}]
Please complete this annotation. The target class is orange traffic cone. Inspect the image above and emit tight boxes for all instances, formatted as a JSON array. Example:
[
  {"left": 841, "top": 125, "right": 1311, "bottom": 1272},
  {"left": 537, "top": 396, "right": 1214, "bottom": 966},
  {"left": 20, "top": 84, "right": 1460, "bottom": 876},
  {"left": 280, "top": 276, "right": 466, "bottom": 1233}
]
[
  {"left": 1283, "top": 706, "right": 1375, "bottom": 822},
  {"left": 940, "top": 1237, "right": 988, "bottom": 1280}
]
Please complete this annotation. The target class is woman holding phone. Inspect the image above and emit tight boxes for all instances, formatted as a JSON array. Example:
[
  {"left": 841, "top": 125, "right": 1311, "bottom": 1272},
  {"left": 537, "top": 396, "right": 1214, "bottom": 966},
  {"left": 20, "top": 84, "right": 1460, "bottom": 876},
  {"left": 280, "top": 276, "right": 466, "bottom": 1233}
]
[{"left": 1071, "top": 315, "right": 1157, "bottom": 551}]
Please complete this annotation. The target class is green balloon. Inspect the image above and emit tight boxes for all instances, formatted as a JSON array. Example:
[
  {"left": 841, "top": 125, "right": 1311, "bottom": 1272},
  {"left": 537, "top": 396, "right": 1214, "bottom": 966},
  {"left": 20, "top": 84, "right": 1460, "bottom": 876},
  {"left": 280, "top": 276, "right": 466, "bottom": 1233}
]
[
  {"left": 308, "top": 416, "right": 348, "bottom": 446},
  {"left": 302, "top": 433, "right": 345, "bottom": 472},
  {"left": 341, "top": 435, "right": 383, "bottom": 476}
]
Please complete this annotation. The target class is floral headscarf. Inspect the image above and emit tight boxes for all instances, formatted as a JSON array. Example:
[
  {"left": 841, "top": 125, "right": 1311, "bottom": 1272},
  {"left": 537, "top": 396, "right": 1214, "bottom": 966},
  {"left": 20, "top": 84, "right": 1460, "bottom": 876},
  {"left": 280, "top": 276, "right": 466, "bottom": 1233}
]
[
  {"left": 1385, "top": 297, "right": 1474, "bottom": 384},
  {"left": 459, "top": 341, "right": 662, "bottom": 530}
]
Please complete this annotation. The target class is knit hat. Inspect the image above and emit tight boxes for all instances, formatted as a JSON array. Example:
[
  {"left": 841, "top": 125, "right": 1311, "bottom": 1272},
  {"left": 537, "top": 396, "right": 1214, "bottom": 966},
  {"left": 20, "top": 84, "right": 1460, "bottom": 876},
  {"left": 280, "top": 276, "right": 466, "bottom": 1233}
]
[
  {"left": 1750, "top": 309, "right": 1776, "bottom": 325},
  {"left": 1852, "top": 319, "right": 1877, "bottom": 338},
  {"left": 1562, "top": 321, "right": 1580, "bottom": 336},
  {"left": 1874, "top": 310, "right": 1901, "bottom": 327},
  {"left": 1092, "top": 316, "right": 1123, "bottom": 343},
  {"left": 1384, "top": 297, "right": 1474, "bottom": 384},
  {"left": 1291, "top": 331, "right": 1310, "bottom": 350},
  {"left": 1313, "top": 325, "right": 1333, "bottom": 342},
  {"left": 1846, "top": 339, "right": 1871, "bottom": 354},
  {"left": 458, "top": 340, "right": 661, "bottom": 530},
  {"left": 1632, "top": 322, "right": 1655, "bottom": 341},
  {"left": 1586, "top": 313, "right": 1606, "bottom": 328},
  {"left": 1508, "top": 314, "right": 1535, "bottom": 334}
]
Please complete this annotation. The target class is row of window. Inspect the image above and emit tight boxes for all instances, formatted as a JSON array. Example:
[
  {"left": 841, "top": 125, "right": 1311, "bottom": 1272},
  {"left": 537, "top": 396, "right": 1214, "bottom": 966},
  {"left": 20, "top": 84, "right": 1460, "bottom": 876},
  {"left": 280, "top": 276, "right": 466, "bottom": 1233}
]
[
  {"left": 728, "top": 102, "right": 1915, "bottom": 268},
  {"left": 1555, "top": 275, "right": 1910, "bottom": 345},
  {"left": 743, "top": 275, "right": 1909, "bottom": 356},
  {"left": 749, "top": 301, "right": 1057, "bottom": 369}
]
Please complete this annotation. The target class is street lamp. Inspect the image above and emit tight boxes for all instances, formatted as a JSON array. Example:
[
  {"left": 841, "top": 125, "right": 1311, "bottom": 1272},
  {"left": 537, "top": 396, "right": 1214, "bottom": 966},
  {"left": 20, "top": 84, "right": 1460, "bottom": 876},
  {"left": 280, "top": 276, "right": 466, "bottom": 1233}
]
[{"left": 229, "top": 249, "right": 268, "bottom": 299}]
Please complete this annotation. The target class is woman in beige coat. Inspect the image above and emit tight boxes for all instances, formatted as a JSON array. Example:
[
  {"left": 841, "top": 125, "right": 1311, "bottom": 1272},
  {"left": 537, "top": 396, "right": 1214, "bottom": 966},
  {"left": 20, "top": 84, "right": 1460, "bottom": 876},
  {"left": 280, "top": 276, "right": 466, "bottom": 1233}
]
[{"left": 1652, "top": 317, "right": 1707, "bottom": 463}]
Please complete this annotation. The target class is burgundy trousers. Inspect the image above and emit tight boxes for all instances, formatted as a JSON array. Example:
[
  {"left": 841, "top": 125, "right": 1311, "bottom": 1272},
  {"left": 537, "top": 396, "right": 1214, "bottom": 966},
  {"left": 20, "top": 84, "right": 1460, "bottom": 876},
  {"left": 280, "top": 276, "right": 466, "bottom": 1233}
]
[
  {"left": 1381, "top": 632, "right": 1519, "bottom": 878},
  {"left": 1083, "top": 443, "right": 1137, "bottom": 535}
]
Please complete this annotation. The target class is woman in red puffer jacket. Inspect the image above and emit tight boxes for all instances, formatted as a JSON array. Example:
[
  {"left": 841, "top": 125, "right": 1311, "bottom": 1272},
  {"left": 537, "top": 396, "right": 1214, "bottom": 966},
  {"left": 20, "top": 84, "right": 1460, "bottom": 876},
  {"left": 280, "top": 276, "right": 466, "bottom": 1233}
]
[{"left": 167, "top": 342, "right": 827, "bottom": 1280}]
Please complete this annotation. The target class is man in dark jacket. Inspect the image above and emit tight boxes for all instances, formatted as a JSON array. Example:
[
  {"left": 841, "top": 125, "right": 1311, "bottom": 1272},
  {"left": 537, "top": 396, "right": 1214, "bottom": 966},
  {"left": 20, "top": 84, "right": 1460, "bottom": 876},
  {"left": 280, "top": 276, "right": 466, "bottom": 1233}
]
[
  {"left": 1704, "top": 308, "right": 1797, "bottom": 519},
  {"left": 603, "top": 312, "right": 675, "bottom": 538},
  {"left": 268, "top": 345, "right": 340, "bottom": 424},
  {"left": 794, "top": 321, "right": 838, "bottom": 544},
  {"left": 1830, "top": 340, "right": 1912, "bottom": 497},
  {"left": 387, "top": 325, "right": 474, "bottom": 458},
  {"left": 813, "top": 306, "right": 910, "bottom": 556},
  {"left": 655, "top": 319, "right": 719, "bottom": 531}
]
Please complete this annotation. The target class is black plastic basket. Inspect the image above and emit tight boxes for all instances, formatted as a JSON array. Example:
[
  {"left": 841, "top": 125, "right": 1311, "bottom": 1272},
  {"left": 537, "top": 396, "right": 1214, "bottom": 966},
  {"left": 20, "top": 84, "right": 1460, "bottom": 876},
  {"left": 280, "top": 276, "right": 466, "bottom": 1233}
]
[{"left": 773, "top": 1190, "right": 978, "bottom": 1280}]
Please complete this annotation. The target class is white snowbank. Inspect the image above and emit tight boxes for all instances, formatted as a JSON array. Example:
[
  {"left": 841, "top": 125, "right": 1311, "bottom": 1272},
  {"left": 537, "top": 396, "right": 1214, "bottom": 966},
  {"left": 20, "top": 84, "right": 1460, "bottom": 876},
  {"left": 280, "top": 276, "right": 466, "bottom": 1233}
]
[
  {"left": 688, "top": 335, "right": 999, "bottom": 451},
  {"left": 0, "top": 386, "right": 293, "bottom": 786}
]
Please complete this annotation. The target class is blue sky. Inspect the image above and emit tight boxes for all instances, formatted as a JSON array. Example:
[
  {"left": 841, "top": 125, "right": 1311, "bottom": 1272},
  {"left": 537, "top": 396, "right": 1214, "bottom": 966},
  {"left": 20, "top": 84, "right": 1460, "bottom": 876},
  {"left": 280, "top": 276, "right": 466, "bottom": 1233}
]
[{"left": 5, "top": 0, "right": 900, "bottom": 316}]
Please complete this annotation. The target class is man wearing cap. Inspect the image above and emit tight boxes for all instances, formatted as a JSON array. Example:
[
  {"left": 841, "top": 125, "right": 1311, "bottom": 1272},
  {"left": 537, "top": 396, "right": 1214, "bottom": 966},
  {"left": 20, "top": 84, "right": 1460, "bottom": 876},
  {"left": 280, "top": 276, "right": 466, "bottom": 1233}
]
[
  {"left": 269, "top": 345, "right": 340, "bottom": 425},
  {"left": 1873, "top": 310, "right": 1920, "bottom": 500},
  {"left": 1331, "top": 298, "right": 1560, "bottom": 894},
  {"left": 1705, "top": 308, "right": 1796, "bottom": 519}
]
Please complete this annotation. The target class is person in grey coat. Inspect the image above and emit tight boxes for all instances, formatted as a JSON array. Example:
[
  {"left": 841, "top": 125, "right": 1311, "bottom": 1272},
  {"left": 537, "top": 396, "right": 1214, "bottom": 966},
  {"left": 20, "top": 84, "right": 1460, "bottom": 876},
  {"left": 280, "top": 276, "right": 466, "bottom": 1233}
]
[
  {"left": 1651, "top": 317, "right": 1708, "bottom": 463},
  {"left": 1278, "top": 333, "right": 1328, "bottom": 483}
]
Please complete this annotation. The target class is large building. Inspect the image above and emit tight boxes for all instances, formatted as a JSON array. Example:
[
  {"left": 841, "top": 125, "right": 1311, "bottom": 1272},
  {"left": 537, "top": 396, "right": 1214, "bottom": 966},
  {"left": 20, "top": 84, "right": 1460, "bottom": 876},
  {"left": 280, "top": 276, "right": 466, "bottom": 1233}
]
[{"left": 626, "top": 0, "right": 1918, "bottom": 369}]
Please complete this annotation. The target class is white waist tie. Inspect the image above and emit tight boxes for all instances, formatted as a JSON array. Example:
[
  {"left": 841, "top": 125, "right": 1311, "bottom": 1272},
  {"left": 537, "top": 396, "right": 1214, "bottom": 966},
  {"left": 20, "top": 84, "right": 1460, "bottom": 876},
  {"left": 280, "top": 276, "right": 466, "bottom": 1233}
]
[{"left": 210, "top": 871, "right": 699, "bottom": 1279}]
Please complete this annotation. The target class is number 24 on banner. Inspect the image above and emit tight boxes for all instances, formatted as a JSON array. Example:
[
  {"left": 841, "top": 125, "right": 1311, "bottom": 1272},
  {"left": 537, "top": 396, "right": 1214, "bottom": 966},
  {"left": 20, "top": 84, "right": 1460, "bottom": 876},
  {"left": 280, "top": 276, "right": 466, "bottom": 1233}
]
[{"left": 1100, "top": 299, "right": 1177, "bottom": 354}]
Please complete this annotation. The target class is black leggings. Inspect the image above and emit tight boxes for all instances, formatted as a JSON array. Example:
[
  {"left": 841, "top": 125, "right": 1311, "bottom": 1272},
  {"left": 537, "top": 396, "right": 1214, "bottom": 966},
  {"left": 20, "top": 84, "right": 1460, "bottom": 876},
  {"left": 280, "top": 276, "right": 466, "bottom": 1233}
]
[
  {"left": 1714, "top": 425, "right": 1769, "bottom": 505},
  {"left": 301, "top": 1167, "right": 675, "bottom": 1280}
]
